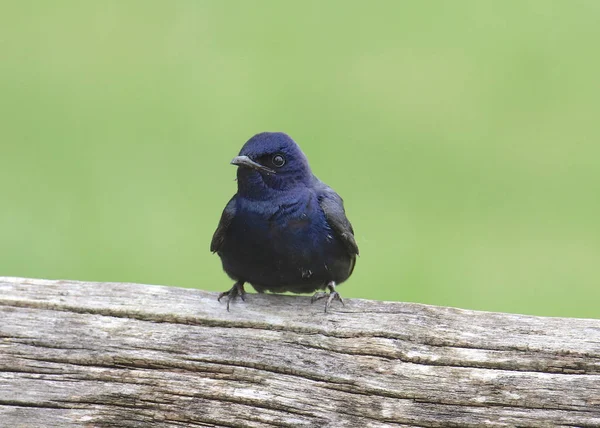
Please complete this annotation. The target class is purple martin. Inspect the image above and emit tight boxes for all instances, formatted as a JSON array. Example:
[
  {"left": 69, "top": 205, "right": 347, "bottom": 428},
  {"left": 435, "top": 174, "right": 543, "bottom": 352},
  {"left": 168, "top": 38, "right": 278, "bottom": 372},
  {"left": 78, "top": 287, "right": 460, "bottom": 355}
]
[{"left": 211, "top": 132, "right": 358, "bottom": 312}]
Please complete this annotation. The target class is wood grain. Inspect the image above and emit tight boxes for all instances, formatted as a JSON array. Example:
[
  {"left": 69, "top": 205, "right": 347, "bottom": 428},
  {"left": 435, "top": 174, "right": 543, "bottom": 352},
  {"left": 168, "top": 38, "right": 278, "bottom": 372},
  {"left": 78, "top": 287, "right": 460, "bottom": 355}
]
[{"left": 1, "top": 277, "right": 599, "bottom": 427}]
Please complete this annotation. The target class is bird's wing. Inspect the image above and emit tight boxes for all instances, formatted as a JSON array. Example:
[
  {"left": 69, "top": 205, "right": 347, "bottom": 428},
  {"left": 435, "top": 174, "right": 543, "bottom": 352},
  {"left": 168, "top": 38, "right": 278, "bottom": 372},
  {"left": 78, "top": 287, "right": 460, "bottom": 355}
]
[
  {"left": 210, "top": 196, "right": 237, "bottom": 253},
  {"left": 317, "top": 185, "right": 359, "bottom": 256}
]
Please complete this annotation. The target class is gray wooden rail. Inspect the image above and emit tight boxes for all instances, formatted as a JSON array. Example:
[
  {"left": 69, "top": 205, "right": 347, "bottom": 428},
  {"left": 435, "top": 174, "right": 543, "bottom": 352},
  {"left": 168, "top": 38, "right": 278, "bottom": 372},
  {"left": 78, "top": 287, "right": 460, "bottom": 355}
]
[{"left": 1, "top": 277, "right": 599, "bottom": 427}]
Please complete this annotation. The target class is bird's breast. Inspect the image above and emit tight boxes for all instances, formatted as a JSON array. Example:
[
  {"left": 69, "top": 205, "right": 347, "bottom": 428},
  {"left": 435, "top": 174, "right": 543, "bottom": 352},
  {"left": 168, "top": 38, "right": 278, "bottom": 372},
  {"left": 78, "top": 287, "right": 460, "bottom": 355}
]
[
  {"left": 227, "top": 194, "right": 333, "bottom": 259},
  {"left": 219, "top": 193, "right": 352, "bottom": 290}
]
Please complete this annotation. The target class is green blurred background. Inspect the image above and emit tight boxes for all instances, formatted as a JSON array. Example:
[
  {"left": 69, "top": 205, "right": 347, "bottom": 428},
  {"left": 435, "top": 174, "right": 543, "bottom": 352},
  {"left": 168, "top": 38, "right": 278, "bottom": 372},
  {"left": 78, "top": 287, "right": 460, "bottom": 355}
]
[{"left": 1, "top": 1, "right": 599, "bottom": 318}]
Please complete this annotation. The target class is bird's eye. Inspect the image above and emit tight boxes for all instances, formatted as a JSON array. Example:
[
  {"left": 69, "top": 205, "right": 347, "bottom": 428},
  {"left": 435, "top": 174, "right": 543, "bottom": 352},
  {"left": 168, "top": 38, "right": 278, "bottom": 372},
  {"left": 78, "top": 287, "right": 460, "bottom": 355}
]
[{"left": 272, "top": 154, "right": 286, "bottom": 167}]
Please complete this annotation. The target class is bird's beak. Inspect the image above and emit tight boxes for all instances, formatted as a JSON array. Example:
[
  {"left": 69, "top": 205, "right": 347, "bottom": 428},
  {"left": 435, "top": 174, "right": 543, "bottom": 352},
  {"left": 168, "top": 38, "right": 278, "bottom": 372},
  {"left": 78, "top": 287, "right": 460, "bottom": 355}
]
[{"left": 230, "top": 155, "right": 276, "bottom": 174}]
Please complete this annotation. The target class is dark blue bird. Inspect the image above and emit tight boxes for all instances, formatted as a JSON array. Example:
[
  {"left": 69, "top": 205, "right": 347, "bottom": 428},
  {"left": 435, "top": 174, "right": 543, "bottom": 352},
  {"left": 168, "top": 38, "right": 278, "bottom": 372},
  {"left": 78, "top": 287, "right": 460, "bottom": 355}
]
[{"left": 211, "top": 132, "right": 358, "bottom": 312}]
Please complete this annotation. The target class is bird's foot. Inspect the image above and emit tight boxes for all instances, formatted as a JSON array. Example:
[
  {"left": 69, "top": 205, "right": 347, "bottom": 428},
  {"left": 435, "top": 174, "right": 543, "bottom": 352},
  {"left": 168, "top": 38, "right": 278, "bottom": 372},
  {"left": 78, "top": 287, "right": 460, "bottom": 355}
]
[
  {"left": 218, "top": 281, "right": 246, "bottom": 311},
  {"left": 311, "top": 281, "right": 344, "bottom": 313}
]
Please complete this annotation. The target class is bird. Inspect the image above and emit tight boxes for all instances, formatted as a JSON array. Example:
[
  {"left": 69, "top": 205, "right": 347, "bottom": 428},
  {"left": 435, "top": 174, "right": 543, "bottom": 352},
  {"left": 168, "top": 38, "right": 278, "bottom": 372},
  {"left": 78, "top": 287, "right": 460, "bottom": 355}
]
[{"left": 211, "top": 132, "right": 358, "bottom": 312}]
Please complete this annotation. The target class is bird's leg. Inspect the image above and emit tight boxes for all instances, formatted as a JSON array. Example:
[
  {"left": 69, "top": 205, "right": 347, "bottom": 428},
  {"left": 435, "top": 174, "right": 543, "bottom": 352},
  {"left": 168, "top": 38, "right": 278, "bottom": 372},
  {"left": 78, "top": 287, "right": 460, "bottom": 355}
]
[
  {"left": 218, "top": 280, "right": 246, "bottom": 311},
  {"left": 311, "top": 281, "right": 344, "bottom": 313}
]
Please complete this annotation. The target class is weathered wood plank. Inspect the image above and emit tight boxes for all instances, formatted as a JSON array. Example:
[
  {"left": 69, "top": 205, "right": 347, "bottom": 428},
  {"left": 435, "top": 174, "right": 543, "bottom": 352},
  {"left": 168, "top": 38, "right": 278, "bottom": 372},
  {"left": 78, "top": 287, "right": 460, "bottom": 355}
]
[{"left": 1, "top": 277, "right": 599, "bottom": 427}]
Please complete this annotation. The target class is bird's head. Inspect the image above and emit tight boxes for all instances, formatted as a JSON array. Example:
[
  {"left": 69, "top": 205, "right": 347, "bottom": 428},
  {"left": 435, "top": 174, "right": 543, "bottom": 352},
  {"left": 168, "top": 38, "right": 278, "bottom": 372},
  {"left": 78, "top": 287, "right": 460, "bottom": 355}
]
[{"left": 231, "top": 132, "right": 313, "bottom": 199}]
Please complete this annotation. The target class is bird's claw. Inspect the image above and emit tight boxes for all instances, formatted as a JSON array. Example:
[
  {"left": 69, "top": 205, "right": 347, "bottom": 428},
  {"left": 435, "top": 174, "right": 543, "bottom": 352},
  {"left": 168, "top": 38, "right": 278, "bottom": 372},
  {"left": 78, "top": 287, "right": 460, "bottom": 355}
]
[
  {"left": 311, "top": 282, "right": 344, "bottom": 313},
  {"left": 218, "top": 281, "right": 246, "bottom": 311},
  {"left": 311, "top": 292, "right": 327, "bottom": 303}
]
